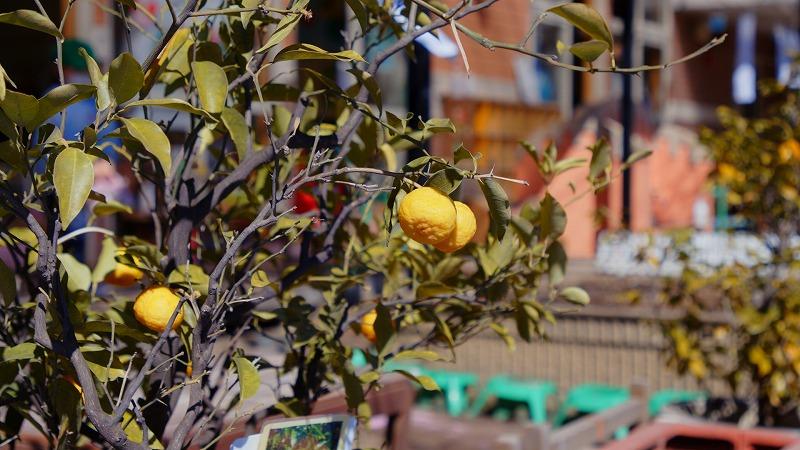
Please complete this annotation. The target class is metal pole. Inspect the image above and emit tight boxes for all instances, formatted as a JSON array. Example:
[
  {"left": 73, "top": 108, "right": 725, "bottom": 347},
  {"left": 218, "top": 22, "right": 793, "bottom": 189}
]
[{"left": 621, "top": 0, "right": 635, "bottom": 228}]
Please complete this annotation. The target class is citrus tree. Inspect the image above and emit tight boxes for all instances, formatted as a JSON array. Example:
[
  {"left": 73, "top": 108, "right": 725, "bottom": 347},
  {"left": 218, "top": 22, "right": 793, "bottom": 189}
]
[
  {"left": 0, "top": 0, "right": 720, "bottom": 448},
  {"left": 659, "top": 76, "right": 800, "bottom": 425}
]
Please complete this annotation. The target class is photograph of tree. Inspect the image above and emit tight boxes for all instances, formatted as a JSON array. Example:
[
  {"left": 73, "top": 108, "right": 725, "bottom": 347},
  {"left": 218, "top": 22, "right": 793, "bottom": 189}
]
[{"left": 265, "top": 421, "right": 344, "bottom": 450}]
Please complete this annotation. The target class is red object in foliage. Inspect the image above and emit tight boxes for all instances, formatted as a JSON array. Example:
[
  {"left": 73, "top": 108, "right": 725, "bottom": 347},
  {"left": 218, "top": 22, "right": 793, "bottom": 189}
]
[{"left": 294, "top": 191, "right": 318, "bottom": 213}]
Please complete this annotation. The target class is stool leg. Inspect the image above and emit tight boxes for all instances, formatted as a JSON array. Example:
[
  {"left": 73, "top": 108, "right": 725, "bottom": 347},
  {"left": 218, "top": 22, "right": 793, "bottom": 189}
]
[{"left": 530, "top": 396, "right": 547, "bottom": 424}]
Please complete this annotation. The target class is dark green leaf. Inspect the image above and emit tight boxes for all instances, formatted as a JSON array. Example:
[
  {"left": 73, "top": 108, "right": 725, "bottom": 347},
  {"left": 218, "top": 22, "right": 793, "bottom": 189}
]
[
  {"left": 109, "top": 52, "right": 143, "bottom": 104},
  {"left": 125, "top": 98, "right": 216, "bottom": 122},
  {"left": 374, "top": 303, "right": 394, "bottom": 356},
  {"left": 480, "top": 178, "right": 510, "bottom": 240},
  {"left": 547, "top": 241, "right": 567, "bottom": 285},
  {"left": 425, "top": 168, "right": 463, "bottom": 194},
  {"left": 0, "top": 259, "right": 15, "bottom": 306},
  {"left": 589, "top": 138, "right": 612, "bottom": 180},
  {"left": 539, "top": 193, "right": 567, "bottom": 239}
]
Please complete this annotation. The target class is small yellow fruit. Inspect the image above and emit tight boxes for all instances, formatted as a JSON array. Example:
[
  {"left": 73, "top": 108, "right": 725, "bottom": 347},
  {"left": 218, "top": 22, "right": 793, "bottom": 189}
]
[
  {"left": 105, "top": 250, "right": 144, "bottom": 287},
  {"left": 398, "top": 187, "right": 456, "bottom": 245},
  {"left": 186, "top": 361, "right": 193, "bottom": 377},
  {"left": 133, "top": 286, "right": 184, "bottom": 333},
  {"left": 360, "top": 309, "right": 378, "bottom": 343},
  {"left": 434, "top": 201, "right": 477, "bottom": 253}
]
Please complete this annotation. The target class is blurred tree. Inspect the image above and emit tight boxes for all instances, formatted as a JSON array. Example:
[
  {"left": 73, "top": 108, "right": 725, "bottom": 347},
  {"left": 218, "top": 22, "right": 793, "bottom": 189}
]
[{"left": 660, "top": 73, "right": 800, "bottom": 426}]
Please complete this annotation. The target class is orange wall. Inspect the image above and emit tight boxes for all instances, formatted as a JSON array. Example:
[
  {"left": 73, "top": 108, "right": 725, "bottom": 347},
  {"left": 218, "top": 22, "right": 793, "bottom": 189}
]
[{"left": 513, "top": 127, "right": 713, "bottom": 259}]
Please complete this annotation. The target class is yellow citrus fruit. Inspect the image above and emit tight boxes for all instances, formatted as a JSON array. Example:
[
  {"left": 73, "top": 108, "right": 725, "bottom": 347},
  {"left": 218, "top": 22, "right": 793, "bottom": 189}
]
[
  {"left": 133, "top": 286, "right": 184, "bottom": 333},
  {"left": 434, "top": 201, "right": 477, "bottom": 253},
  {"left": 360, "top": 309, "right": 378, "bottom": 343},
  {"left": 398, "top": 187, "right": 456, "bottom": 245},
  {"left": 105, "top": 250, "right": 144, "bottom": 287}
]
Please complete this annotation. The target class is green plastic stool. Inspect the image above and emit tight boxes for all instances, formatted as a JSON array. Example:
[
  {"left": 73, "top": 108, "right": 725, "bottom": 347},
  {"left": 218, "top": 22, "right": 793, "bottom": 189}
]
[
  {"left": 467, "top": 375, "right": 556, "bottom": 424},
  {"left": 351, "top": 348, "right": 368, "bottom": 369},
  {"left": 426, "top": 369, "right": 479, "bottom": 417},
  {"left": 553, "top": 384, "right": 631, "bottom": 439},
  {"left": 649, "top": 389, "right": 705, "bottom": 416}
]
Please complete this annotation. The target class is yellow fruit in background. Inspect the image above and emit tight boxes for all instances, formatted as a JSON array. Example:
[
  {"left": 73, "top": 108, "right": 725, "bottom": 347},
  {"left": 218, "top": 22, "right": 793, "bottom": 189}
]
[
  {"left": 434, "top": 201, "right": 477, "bottom": 253},
  {"left": 105, "top": 249, "right": 144, "bottom": 287},
  {"left": 133, "top": 286, "right": 184, "bottom": 333},
  {"left": 186, "top": 361, "right": 193, "bottom": 378},
  {"left": 360, "top": 309, "right": 378, "bottom": 343},
  {"left": 398, "top": 187, "right": 456, "bottom": 245},
  {"left": 779, "top": 139, "right": 800, "bottom": 162}
]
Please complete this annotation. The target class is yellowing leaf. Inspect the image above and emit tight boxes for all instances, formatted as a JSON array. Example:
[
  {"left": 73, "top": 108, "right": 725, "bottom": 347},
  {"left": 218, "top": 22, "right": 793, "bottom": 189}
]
[
  {"left": 233, "top": 357, "right": 259, "bottom": 403},
  {"left": 121, "top": 118, "right": 172, "bottom": 174},
  {"left": 221, "top": 107, "right": 249, "bottom": 160},
  {"left": 54, "top": 148, "right": 94, "bottom": 228},
  {"left": 273, "top": 43, "right": 365, "bottom": 63},
  {"left": 192, "top": 61, "right": 228, "bottom": 114}
]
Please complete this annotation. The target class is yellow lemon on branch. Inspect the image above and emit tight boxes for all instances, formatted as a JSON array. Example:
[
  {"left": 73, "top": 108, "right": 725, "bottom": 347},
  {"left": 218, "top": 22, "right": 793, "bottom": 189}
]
[{"left": 133, "top": 286, "right": 184, "bottom": 333}]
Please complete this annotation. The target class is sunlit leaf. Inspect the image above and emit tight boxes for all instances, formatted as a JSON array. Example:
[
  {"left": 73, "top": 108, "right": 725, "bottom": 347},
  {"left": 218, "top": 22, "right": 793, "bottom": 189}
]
[
  {"left": 233, "top": 357, "right": 259, "bottom": 403},
  {"left": 121, "top": 117, "right": 172, "bottom": 174},
  {"left": 192, "top": 61, "right": 228, "bottom": 114},
  {"left": 0, "top": 10, "right": 62, "bottom": 40},
  {"left": 221, "top": 107, "right": 249, "bottom": 160},
  {"left": 54, "top": 148, "right": 94, "bottom": 228}
]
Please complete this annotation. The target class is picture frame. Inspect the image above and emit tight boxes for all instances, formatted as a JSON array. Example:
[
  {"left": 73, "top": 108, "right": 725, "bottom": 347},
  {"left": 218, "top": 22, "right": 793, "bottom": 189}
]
[{"left": 254, "top": 414, "right": 357, "bottom": 450}]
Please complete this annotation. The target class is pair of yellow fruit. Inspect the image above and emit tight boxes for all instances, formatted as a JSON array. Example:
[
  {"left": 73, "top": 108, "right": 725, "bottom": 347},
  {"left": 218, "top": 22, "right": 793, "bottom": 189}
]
[
  {"left": 359, "top": 188, "right": 476, "bottom": 343},
  {"left": 397, "top": 187, "right": 477, "bottom": 252},
  {"left": 103, "top": 251, "right": 184, "bottom": 333}
]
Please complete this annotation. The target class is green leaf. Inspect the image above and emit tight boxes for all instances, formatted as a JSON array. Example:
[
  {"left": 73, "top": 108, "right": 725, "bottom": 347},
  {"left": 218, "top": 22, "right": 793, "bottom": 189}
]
[
  {"left": 423, "top": 118, "right": 456, "bottom": 134},
  {"left": 489, "top": 323, "right": 515, "bottom": 352},
  {"left": 539, "top": 193, "right": 567, "bottom": 239},
  {"left": 233, "top": 357, "right": 259, "bottom": 403},
  {"left": 403, "top": 155, "right": 431, "bottom": 172},
  {"left": 337, "top": 367, "right": 363, "bottom": 409},
  {"left": 552, "top": 157, "right": 586, "bottom": 175},
  {"left": 54, "top": 148, "right": 94, "bottom": 229},
  {"left": 344, "top": 0, "right": 368, "bottom": 33},
  {"left": 124, "top": 98, "right": 216, "bottom": 122},
  {"left": 273, "top": 43, "right": 365, "bottom": 63},
  {"left": 392, "top": 350, "right": 444, "bottom": 362},
  {"left": 454, "top": 144, "right": 477, "bottom": 172},
  {"left": 589, "top": 138, "right": 612, "bottom": 180},
  {"left": 92, "top": 237, "right": 118, "bottom": 283},
  {"left": 121, "top": 117, "right": 172, "bottom": 174},
  {"left": 548, "top": 3, "right": 613, "bottom": 52},
  {"left": 0, "top": 259, "right": 15, "bottom": 306},
  {"left": 425, "top": 168, "right": 463, "bottom": 194},
  {"left": 167, "top": 264, "right": 209, "bottom": 295},
  {"left": 2, "top": 342, "right": 37, "bottom": 361},
  {"left": 191, "top": 61, "right": 228, "bottom": 114},
  {"left": 393, "top": 370, "right": 440, "bottom": 391},
  {"left": 79, "top": 48, "right": 111, "bottom": 110},
  {"left": 35, "top": 84, "right": 96, "bottom": 127},
  {"left": 109, "top": 52, "right": 144, "bottom": 104},
  {"left": 374, "top": 302, "right": 395, "bottom": 357},
  {"left": 251, "top": 270, "right": 274, "bottom": 288},
  {"left": 560, "top": 286, "right": 590, "bottom": 305},
  {"left": 547, "top": 241, "right": 567, "bottom": 285},
  {"left": 85, "top": 359, "right": 126, "bottom": 382},
  {"left": 0, "top": 65, "right": 6, "bottom": 102},
  {"left": 92, "top": 199, "right": 132, "bottom": 217},
  {"left": 480, "top": 178, "right": 511, "bottom": 240},
  {"left": 256, "top": 0, "right": 309, "bottom": 52},
  {"left": 623, "top": 148, "right": 653, "bottom": 167},
  {"left": 0, "top": 91, "right": 39, "bottom": 128},
  {"left": 221, "top": 107, "right": 249, "bottom": 160},
  {"left": 58, "top": 253, "right": 92, "bottom": 292},
  {"left": 569, "top": 40, "right": 608, "bottom": 63},
  {"left": 0, "top": 10, "right": 62, "bottom": 40}
]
